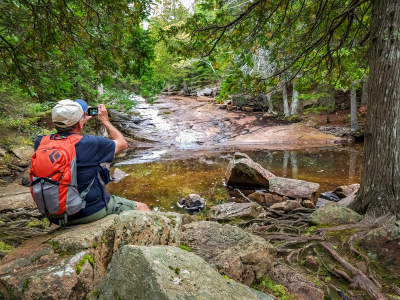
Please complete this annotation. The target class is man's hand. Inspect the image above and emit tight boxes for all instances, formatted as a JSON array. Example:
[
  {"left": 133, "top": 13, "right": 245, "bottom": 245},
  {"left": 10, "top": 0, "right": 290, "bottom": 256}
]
[
  {"left": 98, "top": 104, "right": 109, "bottom": 124},
  {"left": 82, "top": 109, "right": 93, "bottom": 125},
  {"left": 96, "top": 104, "right": 128, "bottom": 153}
]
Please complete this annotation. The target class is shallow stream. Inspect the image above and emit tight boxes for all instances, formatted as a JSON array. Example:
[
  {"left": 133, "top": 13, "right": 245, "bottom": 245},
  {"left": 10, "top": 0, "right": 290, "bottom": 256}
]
[{"left": 107, "top": 144, "right": 363, "bottom": 213}]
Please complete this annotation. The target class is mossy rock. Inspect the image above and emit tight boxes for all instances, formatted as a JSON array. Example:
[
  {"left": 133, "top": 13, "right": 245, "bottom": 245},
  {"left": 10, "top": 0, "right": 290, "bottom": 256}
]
[{"left": 309, "top": 202, "right": 362, "bottom": 226}]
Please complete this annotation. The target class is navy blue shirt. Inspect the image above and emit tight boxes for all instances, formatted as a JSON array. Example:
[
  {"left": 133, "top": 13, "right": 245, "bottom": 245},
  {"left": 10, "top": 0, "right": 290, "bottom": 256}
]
[{"left": 34, "top": 134, "right": 115, "bottom": 220}]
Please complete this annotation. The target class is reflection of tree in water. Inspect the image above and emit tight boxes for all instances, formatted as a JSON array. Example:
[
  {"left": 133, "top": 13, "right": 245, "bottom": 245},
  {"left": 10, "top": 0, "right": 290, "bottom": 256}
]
[
  {"left": 349, "top": 149, "right": 357, "bottom": 181},
  {"left": 282, "top": 151, "right": 289, "bottom": 178},
  {"left": 280, "top": 151, "right": 298, "bottom": 179},
  {"left": 291, "top": 151, "right": 298, "bottom": 179}
]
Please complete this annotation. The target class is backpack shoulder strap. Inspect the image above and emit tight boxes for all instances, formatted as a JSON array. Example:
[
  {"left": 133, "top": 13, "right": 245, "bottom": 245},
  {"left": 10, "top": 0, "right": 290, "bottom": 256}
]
[
  {"left": 39, "top": 135, "right": 51, "bottom": 145},
  {"left": 67, "top": 135, "right": 83, "bottom": 146}
]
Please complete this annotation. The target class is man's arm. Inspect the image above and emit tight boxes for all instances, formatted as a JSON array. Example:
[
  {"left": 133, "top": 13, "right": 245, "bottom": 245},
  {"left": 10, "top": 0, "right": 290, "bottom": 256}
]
[{"left": 97, "top": 104, "right": 128, "bottom": 154}]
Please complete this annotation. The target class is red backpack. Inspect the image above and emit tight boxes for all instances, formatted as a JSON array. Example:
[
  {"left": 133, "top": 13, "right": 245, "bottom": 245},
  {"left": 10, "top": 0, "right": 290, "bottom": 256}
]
[{"left": 30, "top": 135, "right": 92, "bottom": 224}]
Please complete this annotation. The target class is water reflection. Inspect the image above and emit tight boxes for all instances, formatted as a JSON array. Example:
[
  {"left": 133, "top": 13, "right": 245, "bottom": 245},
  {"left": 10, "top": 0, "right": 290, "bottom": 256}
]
[{"left": 107, "top": 146, "right": 363, "bottom": 212}]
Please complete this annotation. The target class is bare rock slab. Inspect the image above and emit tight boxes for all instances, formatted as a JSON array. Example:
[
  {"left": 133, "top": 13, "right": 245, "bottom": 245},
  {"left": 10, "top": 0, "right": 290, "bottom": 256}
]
[
  {"left": 0, "top": 183, "right": 36, "bottom": 212},
  {"left": 225, "top": 153, "right": 275, "bottom": 188},
  {"left": 269, "top": 177, "right": 320, "bottom": 204},
  {"left": 0, "top": 210, "right": 182, "bottom": 299},
  {"left": 309, "top": 202, "right": 362, "bottom": 226},
  {"left": 209, "top": 202, "right": 265, "bottom": 221},
  {"left": 268, "top": 260, "right": 324, "bottom": 300},
  {"left": 113, "top": 210, "right": 182, "bottom": 250},
  {"left": 181, "top": 221, "right": 276, "bottom": 286},
  {"left": 91, "top": 245, "right": 273, "bottom": 300},
  {"left": 11, "top": 145, "right": 34, "bottom": 167},
  {"left": 358, "top": 224, "right": 400, "bottom": 275},
  {"left": 0, "top": 249, "right": 94, "bottom": 300}
]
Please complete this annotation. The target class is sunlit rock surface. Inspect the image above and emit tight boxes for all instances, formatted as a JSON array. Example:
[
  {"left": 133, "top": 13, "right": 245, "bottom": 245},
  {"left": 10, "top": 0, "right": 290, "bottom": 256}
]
[{"left": 90, "top": 245, "right": 273, "bottom": 300}]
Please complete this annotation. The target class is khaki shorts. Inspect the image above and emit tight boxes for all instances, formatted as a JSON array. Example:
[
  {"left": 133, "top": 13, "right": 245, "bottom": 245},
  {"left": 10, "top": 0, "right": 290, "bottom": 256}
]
[{"left": 66, "top": 195, "right": 137, "bottom": 226}]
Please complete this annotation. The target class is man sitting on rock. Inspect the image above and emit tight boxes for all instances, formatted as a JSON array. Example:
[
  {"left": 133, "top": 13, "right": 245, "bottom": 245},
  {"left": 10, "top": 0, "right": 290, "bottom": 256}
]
[{"left": 34, "top": 99, "right": 150, "bottom": 226}]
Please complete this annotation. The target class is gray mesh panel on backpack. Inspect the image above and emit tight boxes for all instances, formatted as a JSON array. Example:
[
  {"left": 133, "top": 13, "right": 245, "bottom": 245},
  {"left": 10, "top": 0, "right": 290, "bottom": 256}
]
[
  {"left": 65, "top": 157, "right": 85, "bottom": 215},
  {"left": 31, "top": 177, "right": 60, "bottom": 215}
]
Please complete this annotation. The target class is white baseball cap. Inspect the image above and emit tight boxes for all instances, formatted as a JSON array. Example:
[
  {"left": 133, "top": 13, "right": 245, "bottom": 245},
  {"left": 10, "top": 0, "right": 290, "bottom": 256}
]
[{"left": 52, "top": 99, "right": 84, "bottom": 128}]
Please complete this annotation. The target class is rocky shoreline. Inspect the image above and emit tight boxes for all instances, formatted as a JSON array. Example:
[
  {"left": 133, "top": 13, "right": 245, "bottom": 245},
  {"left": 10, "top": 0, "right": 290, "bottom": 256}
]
[{"left": 0, "top": 153, "right": 398, "bottom": 299}]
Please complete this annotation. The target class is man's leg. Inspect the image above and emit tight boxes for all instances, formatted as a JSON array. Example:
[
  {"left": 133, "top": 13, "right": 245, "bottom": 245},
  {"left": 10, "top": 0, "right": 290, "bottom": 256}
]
[
  {"left": 107, "top": 195, "right": 150, "bottom": 214},
  {"left": 66, "top": 196, "right": 150, "bottom": 226},
  {"left": 135, "top": 201, "right": 151, "bottom": 212}
]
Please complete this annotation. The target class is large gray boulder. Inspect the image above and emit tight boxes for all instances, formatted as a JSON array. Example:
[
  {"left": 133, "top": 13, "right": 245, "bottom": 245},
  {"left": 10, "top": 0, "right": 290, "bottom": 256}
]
[
  {"left": 181, "top": 221, "right": 276, "bottom": 286},
  {"left": 226, "top": 153, "right": 275, "bottom": 188},
  {"left": 309, "top": 202, "right": 363, "bottom": 226},
  {"left": 209, "top": 202, "right": 265, "bottom": 221},
  {"left": 0, "top": 210, "right": 182, "bottom": 299},
  {"left": 269, "top": 177, "right": 320, "bottom": 204},
  {"left": 90, "top": 245, "right": 273, "bottom": 300}
]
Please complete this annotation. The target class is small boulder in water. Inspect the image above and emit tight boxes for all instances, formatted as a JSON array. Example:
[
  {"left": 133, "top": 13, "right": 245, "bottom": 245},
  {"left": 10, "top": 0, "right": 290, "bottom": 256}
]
[
  {"left": 334, "top": 183, "right": 360, "bottom": 198},
  {"left": 320, "top": 191, "right": 341, "bottom": 202},
  {"left": 178, "top": 194, "right": 206, "bottom": 210},
  {"left": 225, "top": 153, "right": 275, "bottom": 188}
]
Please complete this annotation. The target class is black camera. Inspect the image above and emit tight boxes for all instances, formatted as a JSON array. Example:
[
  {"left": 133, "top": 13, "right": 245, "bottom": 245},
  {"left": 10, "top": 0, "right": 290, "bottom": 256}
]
[{"left": 88, "top": 107, "right": 98, "bottom": 116}]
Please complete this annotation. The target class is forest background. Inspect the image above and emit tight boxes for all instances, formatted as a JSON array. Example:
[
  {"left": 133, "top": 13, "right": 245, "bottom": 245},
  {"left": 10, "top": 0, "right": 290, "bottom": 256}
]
[{"left": 0, "top": 0, "right": 369, "bottom": 150}]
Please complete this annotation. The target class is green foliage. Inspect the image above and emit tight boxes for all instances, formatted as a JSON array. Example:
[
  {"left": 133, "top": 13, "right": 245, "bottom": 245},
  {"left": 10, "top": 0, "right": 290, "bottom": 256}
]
[
  {"left": 0, "top": 241, "right": 14, "bottom": 254},
  {"left": 163, "top": 0, "right": 370, "bottom": 101},
  {"left": 76, "top": 255, "right": 95, "bottom": 275},
  {"left": 222, "top": 275, "right": 231, "bottom": 284},
  {"left": 0, "top": 0, "right": 155, "bottom": 100},
  {"left": 22, "top": 279, "right": 30, "bottom": 293},
  {"left": 26, "top": 219, "right": 48, "bottom": 230},
  {"left": 252, "top": 276, "right": 296, "bottom": 300},
  {"left": 307, "top": 226, "right": 317, "bottom": 235},
  {"left": 179, "top": 244, "right": 193, "bottom": 252},
  {"left": 168, "top": 266, "right": 180, "bottom": 275},
  {"left": 304, "top": 106, "right": 328, "bottom": 115}
]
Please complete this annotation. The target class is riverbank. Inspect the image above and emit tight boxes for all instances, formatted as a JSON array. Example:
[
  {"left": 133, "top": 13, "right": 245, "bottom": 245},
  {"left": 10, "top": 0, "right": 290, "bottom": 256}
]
[{"left": 112, "top": 95, "right": 354, "bottom": 155}]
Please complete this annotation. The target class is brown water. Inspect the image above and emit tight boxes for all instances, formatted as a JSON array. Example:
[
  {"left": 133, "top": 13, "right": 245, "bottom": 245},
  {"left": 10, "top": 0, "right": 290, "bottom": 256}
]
[{"left": 106, "top": 145, "right": 363, "bottom": 212}]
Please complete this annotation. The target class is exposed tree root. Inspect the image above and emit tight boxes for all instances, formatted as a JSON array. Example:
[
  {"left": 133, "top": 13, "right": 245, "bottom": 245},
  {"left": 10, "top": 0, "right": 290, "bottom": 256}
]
[
  {"left": 320, "top": 242, "right": 386, "bottom": 300},
  {"left": 237, "top": 204, "right": 394, "bottom": 298},
  {"left": 286, "top": 243, "right": 313, "bottom": 265},
  {"left": 348, "top": 231, "right": 370, "bottom": 264},
  {"left": 333, "top": 268, "right": 352, "bottom": 282},
  {"left": 0, "top": 207, "right": 50, "bottom": 247},
  {"left": 390, "top": 285, "right": 400, "bottom": 296}
]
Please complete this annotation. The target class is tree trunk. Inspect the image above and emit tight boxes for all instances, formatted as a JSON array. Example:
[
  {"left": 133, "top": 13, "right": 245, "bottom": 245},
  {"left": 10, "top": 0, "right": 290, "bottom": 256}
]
[
  {"left": 350, "top": 85, "right": 359, "bottom": 132},
  {"left": 262, "top": 93, "right": 273, "bottom": 113},
  {"left": 291, "top": 84, "right": 299, "bottom": 116},
  {"left": 282, "top": 77, "right": 289, "bottom": 117},
  {"left": 324, "top": 90, "right": 335, "bottom": 124},
  {"left": 349, "top": 0, "right": 400, "bottom": 219},
  {"left": 268, "top": 93, "right": 273, "bottom": 113},
  {"left": 360, "top": 77, "right": 368, "bottom": 107}
]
